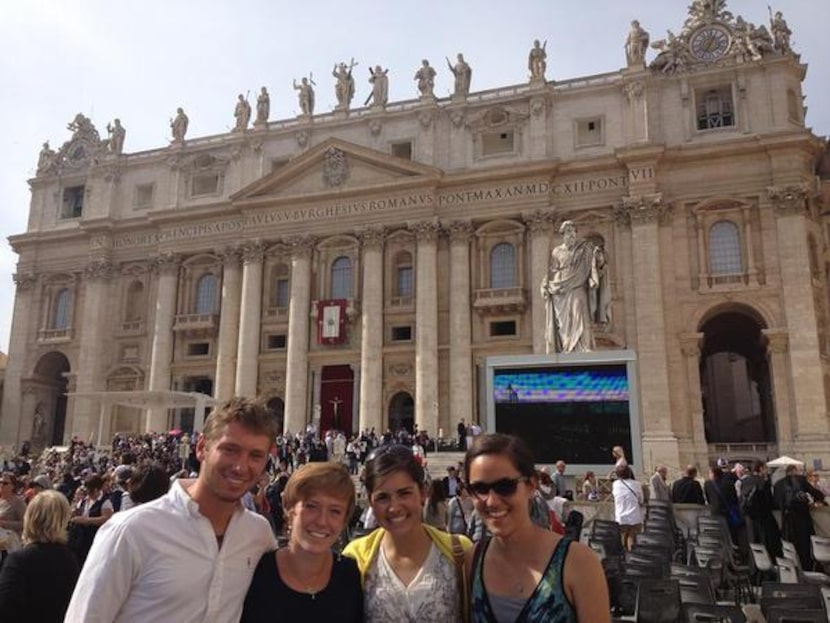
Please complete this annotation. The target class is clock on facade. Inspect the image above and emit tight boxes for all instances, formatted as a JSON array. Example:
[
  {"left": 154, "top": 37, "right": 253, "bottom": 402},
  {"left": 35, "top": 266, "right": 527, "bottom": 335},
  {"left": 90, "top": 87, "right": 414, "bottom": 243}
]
[{"left": 689, "top": 25, "right": 731, "bottom": 62}]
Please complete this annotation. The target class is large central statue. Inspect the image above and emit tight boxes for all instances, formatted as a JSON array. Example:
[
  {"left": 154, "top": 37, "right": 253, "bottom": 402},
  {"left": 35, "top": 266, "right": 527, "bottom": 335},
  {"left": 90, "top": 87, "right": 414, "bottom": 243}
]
[{"left": 541, "top": 221, "right": 611, "bottom": 353}]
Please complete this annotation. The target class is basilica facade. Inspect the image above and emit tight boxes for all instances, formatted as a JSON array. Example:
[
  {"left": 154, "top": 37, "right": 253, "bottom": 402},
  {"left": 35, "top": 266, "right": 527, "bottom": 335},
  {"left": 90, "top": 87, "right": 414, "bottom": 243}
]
[{"left": 2, "top": 2, "right": 829, "bottom": 472}]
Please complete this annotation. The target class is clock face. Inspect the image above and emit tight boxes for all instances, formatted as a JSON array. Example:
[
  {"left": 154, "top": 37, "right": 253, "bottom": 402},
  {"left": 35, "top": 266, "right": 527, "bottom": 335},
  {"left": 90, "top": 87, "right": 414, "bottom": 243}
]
[{"left": 690, "top": 25, "right": 731, "bottom": 62}]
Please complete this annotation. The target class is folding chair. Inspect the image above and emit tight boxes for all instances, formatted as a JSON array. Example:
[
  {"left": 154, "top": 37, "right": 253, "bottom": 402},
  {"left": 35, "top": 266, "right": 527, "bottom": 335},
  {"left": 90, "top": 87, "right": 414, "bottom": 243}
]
[
  {"left": 748, "top": 542, "right": 775, "bottom": 586},
  {"left": 781, "top": 540, "right": 830, "bottom": 585},
  {"left": 810, "top": 536, "right": 830, "bottom": 573},
  {"left": 636, "top": 579, "right": 681, "bottom": 623},
  {"left": 680, "top": 603, "right": 747, "bottom": 623},
  {"left": 764, "top": 607, "right": 826, "bottom": 623}
]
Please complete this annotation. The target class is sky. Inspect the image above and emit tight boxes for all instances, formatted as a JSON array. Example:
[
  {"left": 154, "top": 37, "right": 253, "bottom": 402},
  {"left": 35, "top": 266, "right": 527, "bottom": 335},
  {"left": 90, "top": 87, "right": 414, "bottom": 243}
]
[{"left": 0, "top": 0, "right": 827, "bottom": 353}]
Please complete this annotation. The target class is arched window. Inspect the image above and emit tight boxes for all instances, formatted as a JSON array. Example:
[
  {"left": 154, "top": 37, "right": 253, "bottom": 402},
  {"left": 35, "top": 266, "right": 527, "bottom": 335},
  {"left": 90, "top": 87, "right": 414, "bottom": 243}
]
[
  {"left": 395, "top": 251, "right": 413, "bottom": 298},
  {"left": 709, "top": 221, "right": 743, "bottom": 275},
  {"left": 272, "top": 264, "right": 290, "bottom": 308},
  {"left": 52, "top": 288, "right": 71, "bottom": 329},
  {"left": 490, "top": 243, "right": 516, "bottom": 289},
  {"left": 125, "top": 281, "right": 144, "bottom": 321},
  {"left": 331, "top": 256, "right": 353, "bottom": 299},
  {"left": 195, "top": 274, "right": 218, "bottom": 314}
]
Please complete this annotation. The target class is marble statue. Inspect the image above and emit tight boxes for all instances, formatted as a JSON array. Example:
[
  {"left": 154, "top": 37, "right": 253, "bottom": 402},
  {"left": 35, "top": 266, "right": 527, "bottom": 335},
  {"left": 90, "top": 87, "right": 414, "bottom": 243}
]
[
  {"left": 366, "top": 65, "right": 389, "bottom": 106},
  {"left": 255, "top": 87, "right": 270, "bottom": 124},
  {"left": 625, "top": 20, "right": 650, "bottom": 66},
  {"left": 106, "top": 118, "right": 126, "bottom": 154},
  {"left": 170, "top": 107, "right": 189, "bottom": 142},
  {"left": 414, "top": 59, "right": 436, "bottom": 97},
  {"left": 32, "top": 404, "right": 46, "bottom": 443},
  {"left": 528, "top": 39, "right": 547, "bottom": 81},
  {"left": 541, "top": 220, "right": 610, "bottom": 354},
  {"left": 233, "top": 93, "right": 251, "bottom": 131},
  {"left": 446, "top": 53, "right": 471, "bottom": 96},
  {"left": 37, "top": 141, "right": 56, "bottom": 173},
  {"left": 770, "top": 10, "right": 791, "bottom": 52},
  {"left": 332, "top": 59, "right": 357, "bottom": 110},
  {"left": 293, "top": 76, "right": 316, "bottom": 115}
]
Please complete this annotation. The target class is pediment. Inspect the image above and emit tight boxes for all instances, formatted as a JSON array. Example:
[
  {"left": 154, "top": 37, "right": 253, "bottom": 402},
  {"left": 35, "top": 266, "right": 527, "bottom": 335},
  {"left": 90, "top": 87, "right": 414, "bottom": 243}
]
[{"left": 232, "top": 138, "right": 442, "bottom": 205}]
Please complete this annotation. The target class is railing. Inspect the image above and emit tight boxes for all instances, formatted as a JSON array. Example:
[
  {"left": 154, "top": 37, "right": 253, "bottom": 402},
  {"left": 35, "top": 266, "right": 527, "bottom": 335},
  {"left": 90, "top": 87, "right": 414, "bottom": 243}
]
[
  {"left": 118, "top": 320, "right": 144, "bottom": 335},
  {"left": 389, "top": 295, "right": 414, "bottom": 308},
  {"left": 38, "top": 328, "right": 73, "bottom": 342},
  {"left": 172, "top": 313, "right": 218, "bottom": 332},
  {"left": 264, "top": 306, "right": 289, "bottom": 320}
]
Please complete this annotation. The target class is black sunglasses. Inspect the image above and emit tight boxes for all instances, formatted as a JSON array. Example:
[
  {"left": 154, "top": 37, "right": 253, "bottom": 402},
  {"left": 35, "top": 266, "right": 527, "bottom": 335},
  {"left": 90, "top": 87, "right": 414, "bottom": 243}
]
[
  {"left": 469, "top": 477, "right": 528, "bottom": 499},
  {"left": 365, "top": 444, "right": 414, "bottom": 464}
]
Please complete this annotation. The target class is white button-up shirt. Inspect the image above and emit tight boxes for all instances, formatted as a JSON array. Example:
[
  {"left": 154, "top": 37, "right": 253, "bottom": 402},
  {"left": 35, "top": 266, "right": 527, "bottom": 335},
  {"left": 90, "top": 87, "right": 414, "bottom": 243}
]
[{"left": 64, "top": 480, "right": 276, "bottom": 623}]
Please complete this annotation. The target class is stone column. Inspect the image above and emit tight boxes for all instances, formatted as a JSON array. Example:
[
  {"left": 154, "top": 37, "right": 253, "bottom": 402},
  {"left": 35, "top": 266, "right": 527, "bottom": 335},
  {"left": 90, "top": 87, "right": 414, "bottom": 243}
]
[
  {"left": 148, "top": 253, "right": 180, "bottom": 433},
  {"left": 235, "top": 240, "right": 265, "bottom": 398},
  {"left": 447, "top": 221, "right": 473, "bottom": 428},
  {"left": 73, "top": 259, "right": 115, "bottom": 441},
  {"left": 410, "top": 220, "right": 441, "bottom": 436},
  {"left": 0, "top": 273, "right": 38, "bottom": 446},
  {"left": 762, "top": 329, "right": 794, "bottom": 455},
  {"left": 767, "top": 186, "right": 830, "bottom": 458},
  {"left": 617, "top": 194, "right": 679, "bottom": 471},
  {"left": 358, "top": 226, "right": 385, "bottom": 434},
  {"left": 284, "top": 237, "right": 315, "bottom": 435},
  {"left": 214, "top": 246, "right": 242, "bottom": 402},
  {"left": 523, "top": 210, "right": 554, "bottom": 353},
  {"left": 679, "top": 332, "right": 708, "bottom": 467}
]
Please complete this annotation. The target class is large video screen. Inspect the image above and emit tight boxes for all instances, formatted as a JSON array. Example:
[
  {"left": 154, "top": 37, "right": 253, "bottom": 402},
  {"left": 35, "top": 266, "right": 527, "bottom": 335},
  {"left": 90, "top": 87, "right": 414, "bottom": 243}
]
[{"left": 493, "top": 364, "right": 633, "bottom": 466}]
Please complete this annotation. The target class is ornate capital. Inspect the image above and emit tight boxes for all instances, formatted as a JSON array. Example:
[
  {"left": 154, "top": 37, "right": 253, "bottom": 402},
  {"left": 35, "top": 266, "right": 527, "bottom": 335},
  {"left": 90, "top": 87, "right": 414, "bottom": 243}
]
[
  {"left": 84, "top": 258, "right": 115, "bottom": 281},
  {"left": 614, "top": 193, "right": 670, "bottom": 226},
  {"left": 762, "top": 329, "right": 789, "bottom": 355},
  {"left": 240, "top": 240, "right": 265, "bottom": 265},
  {"left": 446, "top": 220, "right": 473, "bottom": 243},
  {"left": 357, "top": 225, "right": 386, "bottom": 250},
  {"left": 218, "top": 245, "right": 242, "bottom": 268},
  {"left": 12, "top": 271, "right": 37, "bottom": 291},
  {"left": 679, "top": 332, "right": 704, "bottom": 358},
  {"left": 767, "top": 185, "right": 809, "bottom": 215},
  {"left": 522, "top": 209, "right": 556, "bottom": 235},
  {"left": 408, "top": 219, "right": 441, "bottom": 243},
  {"left": 624, "top": 81, "right": 645, "bottom": 104},
  {"left": 286, "top": 235, "right": 316, "bottom": 259},
  {"left": 152, "top": 252, "right": 181, "bottom": 275}
]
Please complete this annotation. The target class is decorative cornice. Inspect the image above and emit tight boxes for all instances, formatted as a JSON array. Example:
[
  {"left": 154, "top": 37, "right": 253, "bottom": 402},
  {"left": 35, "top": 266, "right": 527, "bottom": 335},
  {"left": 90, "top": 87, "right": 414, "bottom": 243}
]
[
  {"left": 614, "top": 193, "right": 670, "bottom": 226},
  {"left": 152, "top": 252, "right": 181, "bottom": 275},
  {"left": 408, "top": 219, "right": 442, "bottom": 242},
  {"left": 522, "top": 209, "right": 556, "bottom": 235},
  {"left": 240, "top": 239, "right": 265, "bottom": 265},
  {"left": 357, "top": 225, "right": 386, "bottom": 250},
  {"left": 84, "top": 258, "right": 116, "bottom": 281},
  {"left": 767, "top": 185, "right": 809, "bottom": 215},
  {"left": 12, "top": 271, "right": 37, "bottom": 291},
  {"left": 446, "top": 220, "right": 474, "bottom": 243}
]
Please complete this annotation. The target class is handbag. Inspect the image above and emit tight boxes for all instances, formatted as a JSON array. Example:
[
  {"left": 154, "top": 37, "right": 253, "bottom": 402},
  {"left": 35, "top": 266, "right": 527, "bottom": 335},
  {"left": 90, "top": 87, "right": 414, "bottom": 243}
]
[{"left": 450, "top": 534, "right": 471, "bottom": 623}]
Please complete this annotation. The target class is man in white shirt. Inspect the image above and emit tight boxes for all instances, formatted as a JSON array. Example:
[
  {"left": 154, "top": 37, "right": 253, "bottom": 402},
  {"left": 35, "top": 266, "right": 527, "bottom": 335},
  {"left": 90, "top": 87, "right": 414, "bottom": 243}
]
[{"left": 65, "top": 397, "right": 278, "bottom": 623}]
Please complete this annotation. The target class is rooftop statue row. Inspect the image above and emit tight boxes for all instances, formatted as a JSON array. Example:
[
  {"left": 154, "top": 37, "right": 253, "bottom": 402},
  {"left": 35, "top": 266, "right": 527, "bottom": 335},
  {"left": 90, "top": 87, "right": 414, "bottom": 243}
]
[{"left": 35, "top": 4, "right": 795, "bottom": 173}]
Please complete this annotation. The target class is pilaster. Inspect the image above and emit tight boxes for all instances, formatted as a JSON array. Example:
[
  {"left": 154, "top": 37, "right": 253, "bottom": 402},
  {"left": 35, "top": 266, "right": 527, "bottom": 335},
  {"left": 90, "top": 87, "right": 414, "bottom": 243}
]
[
  {"left": 762, "top": 328, "right": 794, "bottom": 456},
  {"left": 147, "top": 253, "right": 181, "bottom": 433},
  {"left": 447, "top": 220, "right": 473, "bottom": 428},
  {"left": 214, "top": 246, "right": 242, "bottom": 401},
  {"left": 235, "top": 240, "right": 265, "bottom": 398},
  {"left": 523, "top": 210, "right": 555, "bottom": 353},
  {"left": 679, "top": 332, "right": 708, "bottom": 468}
]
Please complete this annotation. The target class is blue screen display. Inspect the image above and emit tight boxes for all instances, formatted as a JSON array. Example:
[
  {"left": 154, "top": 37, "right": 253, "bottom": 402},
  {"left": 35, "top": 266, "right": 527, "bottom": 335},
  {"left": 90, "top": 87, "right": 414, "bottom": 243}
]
[{"left": 493, "top": 365, "right": 629, "bottom": 403}]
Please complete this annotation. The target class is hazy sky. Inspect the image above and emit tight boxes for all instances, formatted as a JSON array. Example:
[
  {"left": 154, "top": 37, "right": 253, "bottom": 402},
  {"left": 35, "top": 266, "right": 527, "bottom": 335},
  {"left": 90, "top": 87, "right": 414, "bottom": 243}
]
[{"left": 0, "top": 1, "right": 827, "bottom": 353}]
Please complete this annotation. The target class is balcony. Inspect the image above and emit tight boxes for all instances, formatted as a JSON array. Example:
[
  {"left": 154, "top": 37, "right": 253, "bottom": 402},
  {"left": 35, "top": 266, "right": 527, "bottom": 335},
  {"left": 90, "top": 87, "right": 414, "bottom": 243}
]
[
  {"left": 387, "top": 295, "right": 414, "bottom": 312},
  {"left": 473, "top": 287, "right": 527, "bottom": 315},
  {"left": 173, "top": 313, "right": 218, "bottom": 336},
  {"left": 38, "top": 328, "right": 73, "bottom": 343},
  {"left": 264, "top": 306, "right": 289, "bottom": 323}
]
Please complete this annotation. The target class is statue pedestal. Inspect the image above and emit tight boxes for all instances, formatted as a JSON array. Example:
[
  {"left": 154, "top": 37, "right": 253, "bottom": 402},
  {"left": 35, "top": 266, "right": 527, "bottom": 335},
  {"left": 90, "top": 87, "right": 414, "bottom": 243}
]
[
  {"left": 332, "top": 109, "right": 349, "bottom": 120},
  {"left": 419, "top": 95, "right": 436, "bottom": 105},
  {"left": 253, "top": 121, "right": 268, "bottom": 131},
  {"left": 529, "top": 78, "right": 547, "bottom": 90},
  {"left": 370, "top": 104, "right": 386, "bottom": 114},
  {"left": 450, "top": 94, "right": 467, "bottom": 105},
  {"left": 296, "top": 113, "right": 313, "bottom": 124}
]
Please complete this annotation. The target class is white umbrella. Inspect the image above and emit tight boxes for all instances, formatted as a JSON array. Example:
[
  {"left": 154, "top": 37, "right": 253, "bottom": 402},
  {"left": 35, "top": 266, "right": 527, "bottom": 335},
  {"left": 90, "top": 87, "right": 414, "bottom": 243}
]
[{"left": 766, "top": 455, "right": 805, "bottom": 468}]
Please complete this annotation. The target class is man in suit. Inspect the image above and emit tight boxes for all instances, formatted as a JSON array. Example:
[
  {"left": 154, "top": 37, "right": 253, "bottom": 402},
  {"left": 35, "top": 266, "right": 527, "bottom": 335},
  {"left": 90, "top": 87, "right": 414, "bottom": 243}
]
[
  {"left": 442, "top": 466, "right": 461, "bottom": 498},
  {"left": 649, "top": 465, "right": 671, "bottom": 502},
  {"left": 671, "top": 465, "right": 705, "bottom": 505}
]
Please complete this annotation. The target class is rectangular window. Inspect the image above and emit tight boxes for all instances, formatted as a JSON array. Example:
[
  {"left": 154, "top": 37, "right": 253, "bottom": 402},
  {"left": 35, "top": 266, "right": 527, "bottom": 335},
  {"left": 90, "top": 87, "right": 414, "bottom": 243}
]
[
  {"left": 490, "top": 320, "right": 517, "bottom": 337},
  {"left": 267, "top": 334, "right": 287, "bottom": 350},
  {"left": 575, "top": 117, "right": 604, "bottom": 147},
  {"left": 391, "top": 141, "right": 413, "bottom": 160},
  {"left": 191, "top": 173, "right": 220, "bottom": 197},
  {"left": 134, "top": 183, "right": 155, "bottom": 209},
  {"left": 274, "top": 278, "right": 290, "bottom": 308},
  {"left": 481, "top": 131, "right": 515, "bottom": 156},
  {"left": 391, "top": 326, "right": 412, "bottom": 342},
  {"left": 696, "top": 87, "right": 734, "bottom": 131},
  {"left": 187, "top": 342, "right": 210, "bottom": 356},
  {"left": 61, "top": 186, "right": 85, "bottom": 219}
]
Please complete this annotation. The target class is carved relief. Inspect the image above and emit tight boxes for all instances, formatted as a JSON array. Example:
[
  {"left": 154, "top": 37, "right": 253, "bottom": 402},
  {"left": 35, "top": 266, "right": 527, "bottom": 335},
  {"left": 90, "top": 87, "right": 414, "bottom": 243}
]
[
  {"left": 530, "top": 97, "right": 546, "bottom": 117},
  {"left": 767, "top": 185, "right": 809, "bottom": 215},
  {"left": 449, "top": 110, "right": 464, "bottom": 128},
  {"left": 623, "top": 81, "right": 644, "bottom": 104},
  {"left": 322, "top": 147, "right": 349, "bottom": 187},
  {"left": 419, "top": 111, "right": 434, "bottom": 129},
  {"left": 296, "top": 130, "right": 309, "bottom": 148},
  {"left": 368, "top": 119, "right": 382, "bottom": 137},
  {"left": 388, "top": 363, "right": 412, "bottom": 376}
]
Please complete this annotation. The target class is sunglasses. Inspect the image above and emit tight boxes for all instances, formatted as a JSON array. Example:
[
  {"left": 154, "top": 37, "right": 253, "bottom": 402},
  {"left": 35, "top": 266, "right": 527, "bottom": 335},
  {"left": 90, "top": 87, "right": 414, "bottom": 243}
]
[
  {"left": 365, "top": 444, "right": 414, "bottom": 464},
  {"left": 469, "top": 477, "right": 528, "bottom": 499}
]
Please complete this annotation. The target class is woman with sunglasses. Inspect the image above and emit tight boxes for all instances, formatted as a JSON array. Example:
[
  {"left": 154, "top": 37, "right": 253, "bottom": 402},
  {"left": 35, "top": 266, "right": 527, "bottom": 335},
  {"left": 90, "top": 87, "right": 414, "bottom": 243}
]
[
  {"left": 241, "top": 462, "right": 361, "bottom": 623},
  {"left": 466, "top": 434, "right": 609, "bottom": 623},
  {"left": 343, "top": 444, "right": 472, "bottom": 622}
]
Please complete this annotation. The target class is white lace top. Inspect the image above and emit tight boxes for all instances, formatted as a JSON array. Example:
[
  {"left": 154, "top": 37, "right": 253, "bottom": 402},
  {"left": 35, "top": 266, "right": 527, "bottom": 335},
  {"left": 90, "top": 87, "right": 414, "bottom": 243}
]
[{"left": 364, "top": 541, "right": 459, "bottom": 622}]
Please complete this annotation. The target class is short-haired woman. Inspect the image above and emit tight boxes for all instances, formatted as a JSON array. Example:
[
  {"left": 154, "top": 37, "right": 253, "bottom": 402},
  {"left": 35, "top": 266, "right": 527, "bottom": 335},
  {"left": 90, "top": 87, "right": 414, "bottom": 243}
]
[
  {"left": 466, "top": 434, "right": 610, "bottom": 623},
  {"left": 343, "top": 444, "right": 473, "bottom": 622},
  {"left": 241, "top": 462, "right": 362, "bottom": 622},
  {"left": 0, "top": 489, "right": 80, "bottom": 622}
]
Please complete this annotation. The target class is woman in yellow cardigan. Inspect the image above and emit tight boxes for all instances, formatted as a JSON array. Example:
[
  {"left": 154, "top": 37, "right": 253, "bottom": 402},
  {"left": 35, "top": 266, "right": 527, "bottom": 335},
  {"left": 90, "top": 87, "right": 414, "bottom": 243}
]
[{"left": 343, "top": 445, "right": 472, "bottom": 622}]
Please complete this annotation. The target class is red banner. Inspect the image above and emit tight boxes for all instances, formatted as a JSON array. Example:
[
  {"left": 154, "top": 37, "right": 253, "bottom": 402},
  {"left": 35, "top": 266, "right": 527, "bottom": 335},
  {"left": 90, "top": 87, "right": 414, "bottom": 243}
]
[{"left": 317, "top": 299, "right": 348, "bottom": 345}]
